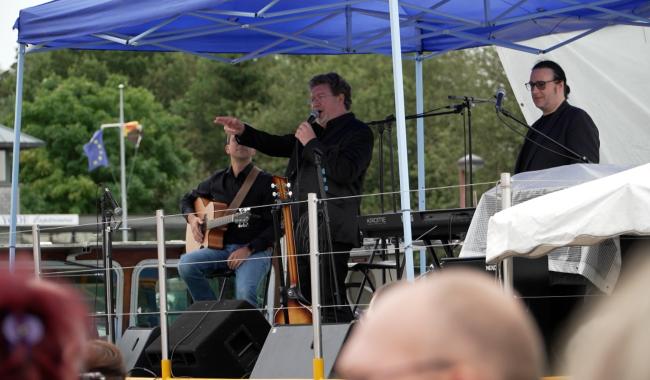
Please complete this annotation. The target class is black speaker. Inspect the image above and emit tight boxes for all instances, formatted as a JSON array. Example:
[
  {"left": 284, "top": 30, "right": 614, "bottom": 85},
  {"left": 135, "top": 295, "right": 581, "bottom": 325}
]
[
  {"left": 118, "top": 326, "right": 160, "bottom": 376},
  {"left": 145, "top": 300, "right": 270, "bottom": 378},
  {"left": 250, "top": 323, "right": 353, "bottom": 379},
  {"left": 440, "top": 256, "right": 497, "bottom": 275}
]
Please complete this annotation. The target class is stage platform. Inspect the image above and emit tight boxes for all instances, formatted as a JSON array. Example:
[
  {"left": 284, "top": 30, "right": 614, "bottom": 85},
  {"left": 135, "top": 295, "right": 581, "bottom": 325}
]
[{"left": 127, "top": 377, "right": 568, "bottom": 379}]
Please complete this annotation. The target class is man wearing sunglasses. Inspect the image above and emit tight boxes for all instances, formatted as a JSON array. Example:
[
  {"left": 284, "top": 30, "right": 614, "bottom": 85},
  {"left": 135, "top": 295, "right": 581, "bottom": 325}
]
[{"left": 514, "top": 60, "right": 600, "bottom": 174}]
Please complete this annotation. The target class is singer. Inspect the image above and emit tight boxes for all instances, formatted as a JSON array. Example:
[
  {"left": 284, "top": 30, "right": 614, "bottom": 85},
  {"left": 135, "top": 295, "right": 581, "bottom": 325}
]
[
  {"left": 514, "top": 60, "right": 600, "bottom": 174},
  {"left": 215, "top": 72, "right": 374, "bottom": 323}
]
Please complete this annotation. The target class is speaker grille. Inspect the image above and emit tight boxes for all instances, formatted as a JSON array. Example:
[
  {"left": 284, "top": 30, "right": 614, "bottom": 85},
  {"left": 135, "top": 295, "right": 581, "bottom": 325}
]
[{"left": 145, "top": 299, "right": 270, "bottom": 378}]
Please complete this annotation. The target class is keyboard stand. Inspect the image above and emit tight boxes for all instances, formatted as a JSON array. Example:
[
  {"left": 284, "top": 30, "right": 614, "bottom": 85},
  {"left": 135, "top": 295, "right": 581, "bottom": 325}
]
[{"left": 348, "top": 237, "right": 399, "bottom": 316}]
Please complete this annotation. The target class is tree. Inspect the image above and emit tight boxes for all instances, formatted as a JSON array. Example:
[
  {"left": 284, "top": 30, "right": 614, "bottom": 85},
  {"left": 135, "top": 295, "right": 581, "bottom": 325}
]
[
  {"left": 232, "top": 50, "right": 523, "bottom": 212},
  {"left": 2, "top": 47, "right": 525, "bottom": 216},
  {"left": 170, "top": 57, "right": 271, "bottom": 174},
  {"left": 19, "top": 74, "right": 194, "bottom": 214}
]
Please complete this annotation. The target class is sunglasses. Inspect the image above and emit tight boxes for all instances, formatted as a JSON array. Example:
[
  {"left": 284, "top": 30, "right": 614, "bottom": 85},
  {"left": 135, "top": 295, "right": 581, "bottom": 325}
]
[{"left": 525, "top": 79, "right": 559, "bottom": 91}]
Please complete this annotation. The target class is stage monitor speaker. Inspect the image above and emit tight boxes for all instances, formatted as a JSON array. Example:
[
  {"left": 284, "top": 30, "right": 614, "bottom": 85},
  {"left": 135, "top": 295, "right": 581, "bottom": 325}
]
[
  {"left": 250, "top": 323, "right": 353, "bottom": 379},
  {"left": 118, "top": 326, "right": 160, "bottom": 376},
  {"left": 145, "top": 299, "right": 270, "bottom": 378}
]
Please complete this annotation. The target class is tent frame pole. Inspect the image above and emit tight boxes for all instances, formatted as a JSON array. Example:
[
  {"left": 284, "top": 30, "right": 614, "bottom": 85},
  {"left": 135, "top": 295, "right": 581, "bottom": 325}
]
[
  {"left": 9, "top": 44, "right": 26, "bottom": 271},
  {"left": 388, "top": 0, "right": 415, "bottom": 281},
  {"left": 415, "top": 55, "right": 427, "bottom": 274}
]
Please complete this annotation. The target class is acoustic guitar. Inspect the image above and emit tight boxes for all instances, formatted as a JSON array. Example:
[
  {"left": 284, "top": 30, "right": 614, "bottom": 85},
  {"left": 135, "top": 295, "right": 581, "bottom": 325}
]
[
  {"left": 185, "top": 197, "right": 251, "bottom": 253},
  {"left": 272, "top": 176, "right": 312, "bottom": 324}
]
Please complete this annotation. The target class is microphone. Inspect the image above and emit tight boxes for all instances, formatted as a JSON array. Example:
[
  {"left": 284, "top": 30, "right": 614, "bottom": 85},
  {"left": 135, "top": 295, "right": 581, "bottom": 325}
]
[
  {"left": 307, "top": 110, "right": 320, "bottom": 128},
  {"left": 103, "top": 187, "right": 122, "bottom": 217},
  {"left": 495, "top": 85, "right": 506, "bottom": 113}
]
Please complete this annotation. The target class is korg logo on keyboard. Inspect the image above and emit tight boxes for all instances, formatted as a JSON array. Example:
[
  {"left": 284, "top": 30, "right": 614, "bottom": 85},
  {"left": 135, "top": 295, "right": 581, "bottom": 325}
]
[{"left": 365, "top": 216, "right": 387, "bottom": 225}]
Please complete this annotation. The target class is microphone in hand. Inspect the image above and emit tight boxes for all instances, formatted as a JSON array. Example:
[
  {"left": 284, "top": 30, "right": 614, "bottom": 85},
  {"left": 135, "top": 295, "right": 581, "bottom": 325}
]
[
  {"left": 307, "top": 110, "right": 320, "bottom": 128},
  {"left": 495, "top": 85, "right": 506, "bottom": 113}
]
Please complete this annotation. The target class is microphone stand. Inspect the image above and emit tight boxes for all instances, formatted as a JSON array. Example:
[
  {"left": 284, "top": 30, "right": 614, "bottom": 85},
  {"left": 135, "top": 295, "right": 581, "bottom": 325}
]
[
  {"left": 367, "top": 117, "right": 396, "bottom": 213},
  {"left": 100, "top": 192, "right": 117, "bottom": 344},
  {"left": 366, "top": 106, "right": 466, "bottom": 280},
  {"left": 497, "top": 107, "right": 590, "bottom": 164},
  {"left": 466, "top": 99, "right": 474, "bottom": 205},
  {"left": 367, "top": 99, "right": 487, "bottom": 208},
  {"left": 448, "top": 96, "right": 493, "bottom": 206},
  {"left": 312, "top": 151, "right": 344, "bottom": 322},
  {"left": 498, "top": 107, "right": 529, "bottom": 128}
]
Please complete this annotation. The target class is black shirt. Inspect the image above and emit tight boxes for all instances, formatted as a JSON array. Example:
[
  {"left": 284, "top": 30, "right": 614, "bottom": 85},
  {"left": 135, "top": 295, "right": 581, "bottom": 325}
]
[
  {"left": 237, "top": 112, "right": 374, "bottom": 246},
  {"left": 514, "top": 101, "right": 600, "bottom": 174},
  {"left": 180, "top": 163, "right": 275, "bottom": 252}
]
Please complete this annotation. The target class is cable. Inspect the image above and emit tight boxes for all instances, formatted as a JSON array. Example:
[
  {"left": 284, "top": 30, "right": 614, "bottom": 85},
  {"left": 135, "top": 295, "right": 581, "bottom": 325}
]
[
  {"left": 497, "top": 107, "right": 589, "bottom": 163},
  {"left": 496, "top": 111, "right": 579, "bottom": 163},
  {"left": 168, "top": 302, "right": 219, "bottom": 378},
  {"left": 127, "top": 367, "right": 159, "bottom": 378}
]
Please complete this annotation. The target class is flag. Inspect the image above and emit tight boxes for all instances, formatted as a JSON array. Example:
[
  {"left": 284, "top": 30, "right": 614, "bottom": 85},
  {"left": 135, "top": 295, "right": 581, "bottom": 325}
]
[
  {"left": 83, "top": 130, "right": 109, "bottom": 171},
  {"left": 124, "top": 121, "right": 143, "bottom": 147}
]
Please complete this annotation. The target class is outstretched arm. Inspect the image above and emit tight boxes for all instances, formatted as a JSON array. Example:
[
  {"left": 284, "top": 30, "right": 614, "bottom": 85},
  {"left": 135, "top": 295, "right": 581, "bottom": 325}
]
[{"left": 214, "top": 115, "right": 296, "bottom": 157}]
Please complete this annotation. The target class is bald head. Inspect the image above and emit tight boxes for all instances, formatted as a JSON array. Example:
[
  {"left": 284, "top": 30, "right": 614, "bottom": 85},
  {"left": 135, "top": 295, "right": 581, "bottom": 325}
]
[
  {"left": 564, "top": 253, "right": 650, "bottom": 380},
  {"left": 337, "top": 269, "right": 544, "bottom": 380}
]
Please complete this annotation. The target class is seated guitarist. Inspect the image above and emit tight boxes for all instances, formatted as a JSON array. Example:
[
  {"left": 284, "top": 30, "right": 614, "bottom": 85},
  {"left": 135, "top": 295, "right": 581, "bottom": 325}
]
[{"left": 179, "top": 134, "right": 275, "bottom": 307}]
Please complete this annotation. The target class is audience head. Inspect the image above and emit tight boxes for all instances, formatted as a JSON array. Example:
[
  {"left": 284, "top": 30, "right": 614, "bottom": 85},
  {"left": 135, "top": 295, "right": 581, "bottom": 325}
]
[
  {"left": 563, "top": 252, "right": 650, "bottom": 380},
  {"left": 0, "top": 271, "right": 90, "bottom": 380},
  {"left": 337, "top": 269, "right": 544, "bottom": 380},
  {"left": 83, "top": 339, "right": 126, "bottom": 380}
]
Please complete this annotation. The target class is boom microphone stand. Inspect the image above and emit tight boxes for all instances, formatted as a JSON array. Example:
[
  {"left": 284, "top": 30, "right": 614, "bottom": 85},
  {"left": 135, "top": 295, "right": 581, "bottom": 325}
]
[
  {"left": 312, "top": 151, "right": 345, "bottom": 322},
  {"left": 366, "top": 105, "right": 466, "bottom": 280},
  {"left": 100, "top": 188, "right": 121, "bottom": 343},
  {"left": 366, "top": 117, "right": 398, "bottom": 213},
  {"left": 447, "top": 96, "right": 494, "bottom": 206},
  {"left": 367, "top": 101, "right": 482, "bottom": 209},
  {"left": 497, "top": 106, "right": 590, "bottom": 164}
]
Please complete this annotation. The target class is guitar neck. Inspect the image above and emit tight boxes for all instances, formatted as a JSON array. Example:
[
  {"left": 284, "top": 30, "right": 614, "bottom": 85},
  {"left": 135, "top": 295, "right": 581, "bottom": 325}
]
[{"left": 206, "top": 214, "right": 236, "bottom": 230}]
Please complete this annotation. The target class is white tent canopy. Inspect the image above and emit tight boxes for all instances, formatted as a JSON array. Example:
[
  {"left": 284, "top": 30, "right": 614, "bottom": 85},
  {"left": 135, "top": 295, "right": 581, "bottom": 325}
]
[
  {"left": 486, "top": 163, "right": 650, "bottom": 263},
  {"left": 497, "top": 25, "right": 650, "bottom": 166}
]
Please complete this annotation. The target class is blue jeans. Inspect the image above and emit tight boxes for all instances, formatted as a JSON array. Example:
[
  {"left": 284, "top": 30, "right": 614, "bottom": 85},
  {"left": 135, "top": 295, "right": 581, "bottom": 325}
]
[{"left": 178, "top": 244, "right": 271, "bottom": 307}]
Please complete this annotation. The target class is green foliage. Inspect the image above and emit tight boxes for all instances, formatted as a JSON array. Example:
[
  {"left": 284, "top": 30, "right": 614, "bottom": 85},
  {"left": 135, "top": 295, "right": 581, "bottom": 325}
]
[
  {"left": 2, "top": 47, "right": 525, "bottom": 217},
  {"left": 18, "top": 72, "right": 194, "bottom": 214},
  {"left": 232, "top": 50, "right": 522, "bottom": 212},
  {"left": 170, "top": 57, "right": 270, "bottom": 173}
]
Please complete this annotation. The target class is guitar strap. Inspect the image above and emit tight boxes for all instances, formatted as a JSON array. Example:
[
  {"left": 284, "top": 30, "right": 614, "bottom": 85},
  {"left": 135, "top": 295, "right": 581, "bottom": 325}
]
[{"left": 227, "top": 166, "right": 261, "bottom": 212}]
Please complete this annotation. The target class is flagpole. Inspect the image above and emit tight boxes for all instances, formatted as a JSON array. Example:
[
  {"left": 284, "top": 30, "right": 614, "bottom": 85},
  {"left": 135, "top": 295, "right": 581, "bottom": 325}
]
[{"left": 119, "top": 84, "right": 128, "bottom": 242}]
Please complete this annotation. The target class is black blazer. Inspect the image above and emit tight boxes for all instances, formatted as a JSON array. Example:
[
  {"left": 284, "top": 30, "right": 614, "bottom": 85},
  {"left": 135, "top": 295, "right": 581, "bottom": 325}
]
[
  {"left": 237, "top": 113, "right": 374, "bottom": 246},
  {"left": 514, "top": 101, "right": 600, "bottom": 174}
]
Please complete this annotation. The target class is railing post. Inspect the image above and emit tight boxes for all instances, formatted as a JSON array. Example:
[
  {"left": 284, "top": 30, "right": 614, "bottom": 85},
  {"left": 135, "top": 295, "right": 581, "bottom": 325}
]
[
  {"left": 156, "top": 209, "right": 171, "bottom": 379},
  {"left": 499, "top": 173, "right": 514, "bottom": 295},
  {"left": 308, "top": 193, "right": 324, "bottom": 380},
  {"left": 32, "top": 224, "right": 41, "bottom": 279}
]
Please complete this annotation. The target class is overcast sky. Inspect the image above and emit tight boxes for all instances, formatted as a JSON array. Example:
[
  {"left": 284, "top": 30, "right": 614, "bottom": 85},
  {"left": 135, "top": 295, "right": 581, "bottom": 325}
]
[{"left": 0, "top": 1, "right": 47, "bottom": 71}]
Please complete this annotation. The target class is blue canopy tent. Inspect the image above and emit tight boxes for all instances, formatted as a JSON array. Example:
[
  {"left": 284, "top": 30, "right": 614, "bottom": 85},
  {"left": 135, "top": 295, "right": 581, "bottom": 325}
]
[
  {"left": 15, "top": 0, "right": 650, "bottom": 58},
  {"left": 10, "top": 0, "right": 650, "bottom": 276}
]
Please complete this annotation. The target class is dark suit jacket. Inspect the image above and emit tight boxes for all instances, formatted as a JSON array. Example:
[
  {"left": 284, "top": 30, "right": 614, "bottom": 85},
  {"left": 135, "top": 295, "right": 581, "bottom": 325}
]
[
  {"left": 514, "top": 101, "right": 600, "bottom": 174},
  {"left": 237, "top": 113, "right": 374, "bottom": 246}
]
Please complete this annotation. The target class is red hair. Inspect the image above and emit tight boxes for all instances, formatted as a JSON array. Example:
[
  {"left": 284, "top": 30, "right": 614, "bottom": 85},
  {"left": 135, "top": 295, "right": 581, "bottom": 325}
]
[{"left": 0, "top": 270, "right": 90, "bottom": 380}]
